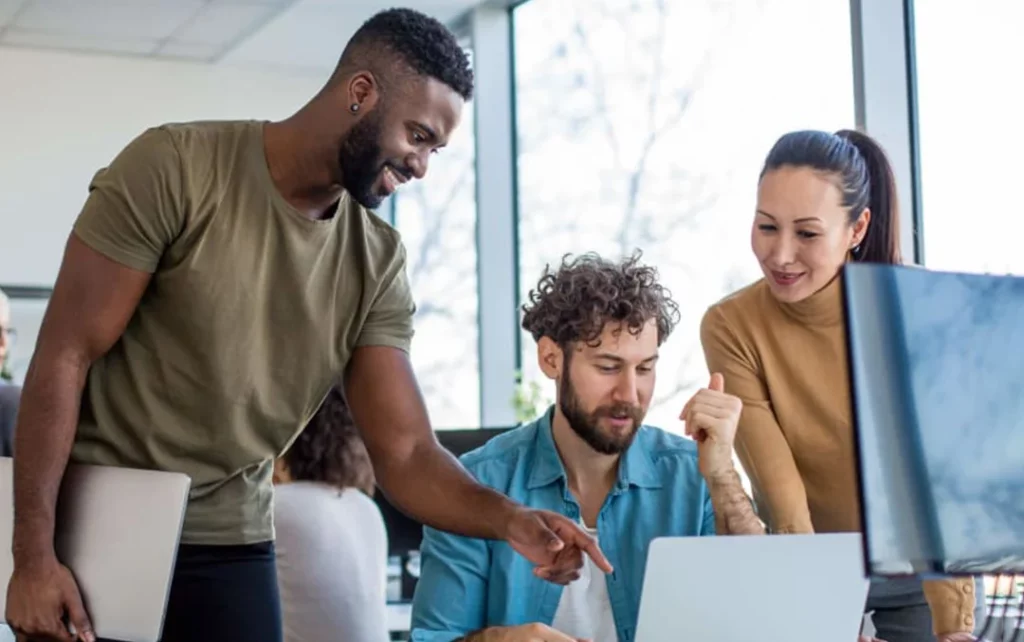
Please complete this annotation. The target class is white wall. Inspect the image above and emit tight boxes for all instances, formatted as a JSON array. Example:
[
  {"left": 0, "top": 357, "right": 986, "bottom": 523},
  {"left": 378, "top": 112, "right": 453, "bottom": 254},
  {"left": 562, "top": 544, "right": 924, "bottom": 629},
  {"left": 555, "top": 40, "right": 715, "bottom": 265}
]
[{"left": 0, "top": 47, "right": 326, "bottom": 286}]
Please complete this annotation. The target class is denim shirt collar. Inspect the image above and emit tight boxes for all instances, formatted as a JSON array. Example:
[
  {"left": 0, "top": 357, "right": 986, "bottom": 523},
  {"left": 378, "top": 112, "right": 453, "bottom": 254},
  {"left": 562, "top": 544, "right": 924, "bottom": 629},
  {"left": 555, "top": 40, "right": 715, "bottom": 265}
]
[{"left": 525, "top": 406, "right": 662, "bottom": 492}]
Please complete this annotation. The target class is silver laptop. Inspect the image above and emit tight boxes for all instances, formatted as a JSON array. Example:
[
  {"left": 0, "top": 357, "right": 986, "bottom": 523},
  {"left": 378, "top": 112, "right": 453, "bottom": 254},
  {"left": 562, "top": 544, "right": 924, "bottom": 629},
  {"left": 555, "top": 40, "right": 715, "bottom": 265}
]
[
  {"left": 0, "top": 457, "right": 190, "bottom": 642},
  {"left": 635, "top": 533, "right": 870, "bottom": 642}
]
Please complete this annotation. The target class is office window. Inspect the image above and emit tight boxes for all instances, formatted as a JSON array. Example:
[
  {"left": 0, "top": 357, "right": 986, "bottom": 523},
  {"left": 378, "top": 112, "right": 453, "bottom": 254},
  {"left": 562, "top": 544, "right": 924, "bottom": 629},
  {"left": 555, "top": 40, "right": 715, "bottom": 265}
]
[
  {"left": 393, "top": 103, "right": 480, "bottom": 429},
  {"left": 513, "top": 0, "right": 855, "bottom": 429},
  {"left": 916, "top": 1, "right": 1024, "bottom": 274}
]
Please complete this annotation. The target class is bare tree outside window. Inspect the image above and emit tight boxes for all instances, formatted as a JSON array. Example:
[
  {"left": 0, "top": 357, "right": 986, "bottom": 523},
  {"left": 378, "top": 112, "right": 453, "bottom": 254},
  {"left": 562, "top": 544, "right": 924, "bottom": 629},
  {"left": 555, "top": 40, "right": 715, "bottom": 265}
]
[
  {"left": 513, "top": 0, "right": 854, "bottom": 428},
  {"left": 393, "top": 0, "right": 855, "bottom": 432},
  {"left": 516, "top": 0, "right": 747, "bottom": 419}
]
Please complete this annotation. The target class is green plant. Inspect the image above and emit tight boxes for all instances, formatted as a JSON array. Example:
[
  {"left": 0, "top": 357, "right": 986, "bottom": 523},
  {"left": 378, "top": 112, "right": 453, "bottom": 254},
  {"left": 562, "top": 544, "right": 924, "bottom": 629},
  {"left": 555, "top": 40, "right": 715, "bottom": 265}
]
[{"left": 510, "top": 370, "right": 548, "bottom": 424}]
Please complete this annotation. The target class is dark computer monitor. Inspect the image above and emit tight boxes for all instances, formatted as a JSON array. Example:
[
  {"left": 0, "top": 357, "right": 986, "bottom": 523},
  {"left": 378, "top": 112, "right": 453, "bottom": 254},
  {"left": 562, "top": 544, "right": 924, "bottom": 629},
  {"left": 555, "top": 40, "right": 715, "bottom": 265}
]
[
  {"left": 844, "top": 263, "right": 1024, "bottom": 577},
  {"left": 374, "top": 427, "right": 512, "bottom": 556},
  {"left": 374, "top": 427, "right": 512, "bottom": 600}
]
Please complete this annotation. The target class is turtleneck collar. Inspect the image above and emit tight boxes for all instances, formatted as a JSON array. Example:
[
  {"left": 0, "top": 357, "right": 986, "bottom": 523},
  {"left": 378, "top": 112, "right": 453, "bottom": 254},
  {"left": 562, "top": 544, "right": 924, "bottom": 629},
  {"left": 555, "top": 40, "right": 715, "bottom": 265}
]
[{"left": 774, "top": 270, "right": 844, "bottom": 327}]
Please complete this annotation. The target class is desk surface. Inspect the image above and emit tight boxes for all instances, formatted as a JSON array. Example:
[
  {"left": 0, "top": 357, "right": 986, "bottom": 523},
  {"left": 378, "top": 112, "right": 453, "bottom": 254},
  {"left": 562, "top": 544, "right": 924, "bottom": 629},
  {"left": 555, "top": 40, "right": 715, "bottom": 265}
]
[{"left": 387, "top": 601, "right": 412, "bottom": 633}]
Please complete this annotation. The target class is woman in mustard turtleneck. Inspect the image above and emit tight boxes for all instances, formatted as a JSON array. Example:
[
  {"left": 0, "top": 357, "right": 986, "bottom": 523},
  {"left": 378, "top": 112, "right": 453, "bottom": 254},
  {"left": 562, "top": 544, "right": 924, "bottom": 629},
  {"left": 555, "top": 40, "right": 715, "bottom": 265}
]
[{"left": 700, "top": 129, "right": 984, "bottom": 642}]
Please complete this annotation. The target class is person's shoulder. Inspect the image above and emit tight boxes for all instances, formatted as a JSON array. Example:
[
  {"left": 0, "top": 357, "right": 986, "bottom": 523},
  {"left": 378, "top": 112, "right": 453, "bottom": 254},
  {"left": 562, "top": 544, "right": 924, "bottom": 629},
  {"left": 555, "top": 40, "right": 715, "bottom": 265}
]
[
  {"left": 274, "top": 484, "right": 382, "bottom": 529},
  {"left": 155, "top": 119, "right": 256, "bottom": 147},
  {"left": 634, "top": 425, "right": 699, "bottom": 465},
  {"left": 339, "top": 486, "right": 385, "bottom": 517},
  {"left": 336, "top": 488, "right": 387, "bottom": 534},
  {"left": 457, "top": 423, "right": 539, "bottom": 482},
  {"left": 121, "top": 119, "right": 251, "bottom": 153},
  {"left": 704, "top": 278, "right": 770, "bottom": 320},
  {"left": 633, "top": 426, "right": 708, "bottom": 491},
  {"left": 0, "top": 384, "right": 17, "bottom": 457},
  {"left": 700, "top": 278, "right": 771, "bottom": 346},
  {"left": 96, "top": 120, "right": 255, "bottom": 182},
  {"left": 459, "top": 423, "right": 537, "bottom": 468},
  {"left": 0, "top": 383, "right": 20, "bottom": 407},
  {"left": 0, "top": 383, "right": 20, "bottom": 434}
]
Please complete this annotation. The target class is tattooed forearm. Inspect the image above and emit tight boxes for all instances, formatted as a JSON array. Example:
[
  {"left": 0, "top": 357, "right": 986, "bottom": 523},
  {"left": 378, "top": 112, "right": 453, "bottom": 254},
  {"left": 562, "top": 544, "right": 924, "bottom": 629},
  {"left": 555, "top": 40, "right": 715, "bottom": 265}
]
[{"left": 704, "top": 468, "right": 765, "bottom": 535}]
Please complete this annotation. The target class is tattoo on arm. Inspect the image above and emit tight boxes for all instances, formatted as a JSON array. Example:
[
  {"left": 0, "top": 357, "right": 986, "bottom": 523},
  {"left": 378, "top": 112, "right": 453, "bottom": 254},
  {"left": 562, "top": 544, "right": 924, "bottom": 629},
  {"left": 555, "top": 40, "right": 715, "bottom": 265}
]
[{"left": 705, "top": 468, "right": 766, "bottom": 535}]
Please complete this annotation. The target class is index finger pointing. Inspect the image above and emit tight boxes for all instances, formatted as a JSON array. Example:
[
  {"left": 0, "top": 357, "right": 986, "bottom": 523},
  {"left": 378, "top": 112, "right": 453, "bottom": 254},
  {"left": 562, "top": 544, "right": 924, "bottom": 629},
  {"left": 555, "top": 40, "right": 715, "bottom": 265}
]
[{"left": 574, "top": 532, "right": 613, "bottom": 573}]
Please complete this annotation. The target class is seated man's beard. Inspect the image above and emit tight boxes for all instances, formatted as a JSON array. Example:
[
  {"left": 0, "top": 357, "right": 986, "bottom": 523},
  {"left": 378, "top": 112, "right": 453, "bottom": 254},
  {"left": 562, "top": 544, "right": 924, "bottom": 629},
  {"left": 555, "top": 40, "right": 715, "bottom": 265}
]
[
  {"left": 558, "top": 375, "right": 643, "bottom": 455},
  {"left": 338, "top": 112, "right": 386, "bottom": 209}
]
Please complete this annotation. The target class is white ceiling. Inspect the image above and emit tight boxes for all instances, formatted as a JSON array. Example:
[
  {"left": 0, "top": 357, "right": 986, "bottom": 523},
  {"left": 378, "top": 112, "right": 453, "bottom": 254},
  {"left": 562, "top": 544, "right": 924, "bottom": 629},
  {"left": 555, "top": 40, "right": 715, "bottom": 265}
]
[{"left": 0, "top": 0, "right": 480, "bottom": 72}]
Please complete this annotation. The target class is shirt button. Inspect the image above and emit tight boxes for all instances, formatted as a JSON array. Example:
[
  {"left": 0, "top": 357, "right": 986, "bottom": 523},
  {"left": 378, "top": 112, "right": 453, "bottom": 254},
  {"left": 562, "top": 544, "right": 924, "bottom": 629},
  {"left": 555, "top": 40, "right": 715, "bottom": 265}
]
[
  {"left": 961, "top": 584, "right": 972, "bottom": 594},
  {"left": 965, "top": 615, "right": 974, "bottom": 626}
]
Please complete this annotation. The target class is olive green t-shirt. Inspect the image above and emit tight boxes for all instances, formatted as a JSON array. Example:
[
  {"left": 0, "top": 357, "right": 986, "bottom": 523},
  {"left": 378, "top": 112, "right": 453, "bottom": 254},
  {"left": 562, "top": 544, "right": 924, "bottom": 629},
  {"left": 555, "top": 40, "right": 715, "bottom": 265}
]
[{"left": 70, "top": 120, "right": 415, "bottom": 545}]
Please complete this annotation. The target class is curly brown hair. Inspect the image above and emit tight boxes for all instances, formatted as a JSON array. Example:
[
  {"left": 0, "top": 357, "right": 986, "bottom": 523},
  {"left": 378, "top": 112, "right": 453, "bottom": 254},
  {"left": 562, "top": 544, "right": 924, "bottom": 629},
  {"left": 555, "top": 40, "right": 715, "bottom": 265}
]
[
  {"left": 521, "top": 251, "right": 680, "bottom": 349},
  {"left": 283, "top": 387, "right": 376, "bottom": 496}
]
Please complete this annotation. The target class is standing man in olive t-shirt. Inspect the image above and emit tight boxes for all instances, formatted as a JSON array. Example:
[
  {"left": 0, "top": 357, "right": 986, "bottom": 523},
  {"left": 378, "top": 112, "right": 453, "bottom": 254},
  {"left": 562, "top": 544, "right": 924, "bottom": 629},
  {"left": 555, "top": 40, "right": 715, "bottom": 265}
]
[{"left": 5, "top": 9, "right": 610, "bottom": 642}]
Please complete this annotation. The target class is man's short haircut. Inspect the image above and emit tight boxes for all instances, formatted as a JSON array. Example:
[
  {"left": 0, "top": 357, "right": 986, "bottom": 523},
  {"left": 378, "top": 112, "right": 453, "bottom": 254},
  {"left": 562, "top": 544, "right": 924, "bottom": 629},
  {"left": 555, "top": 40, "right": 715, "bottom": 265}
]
[
  {"left": 521, "top": 251, "right": 681, "bottom": 349},
  {"left": 283, "top": 387, "right": 375, "bottom": 496},
  {"left": 336, "top": 7, "right": 474, "bottom": 101}
]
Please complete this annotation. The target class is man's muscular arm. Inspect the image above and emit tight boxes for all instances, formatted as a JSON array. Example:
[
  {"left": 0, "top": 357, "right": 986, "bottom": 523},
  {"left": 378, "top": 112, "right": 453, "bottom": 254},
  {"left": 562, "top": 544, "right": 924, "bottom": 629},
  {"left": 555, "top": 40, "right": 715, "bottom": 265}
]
[{"left": 6, "top": 236, "right": 151, "bottom": 642}]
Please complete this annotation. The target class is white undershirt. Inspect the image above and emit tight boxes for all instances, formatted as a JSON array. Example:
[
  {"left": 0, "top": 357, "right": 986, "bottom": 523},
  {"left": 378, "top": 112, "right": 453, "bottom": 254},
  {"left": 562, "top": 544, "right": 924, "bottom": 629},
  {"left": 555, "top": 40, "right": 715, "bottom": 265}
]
[
  {"left": 274, "top": 482, "right": 389, "bottom": 642},
  {"left": 550, "top": 522, "right": 618, "bottom": 642}
]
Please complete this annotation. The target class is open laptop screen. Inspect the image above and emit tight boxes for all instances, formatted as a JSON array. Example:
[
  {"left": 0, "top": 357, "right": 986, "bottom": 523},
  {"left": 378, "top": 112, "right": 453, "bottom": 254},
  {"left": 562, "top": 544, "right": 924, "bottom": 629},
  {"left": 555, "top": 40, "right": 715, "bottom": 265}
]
[{"left": 843, "top": 263, "right": 1024, "bottom": 576}]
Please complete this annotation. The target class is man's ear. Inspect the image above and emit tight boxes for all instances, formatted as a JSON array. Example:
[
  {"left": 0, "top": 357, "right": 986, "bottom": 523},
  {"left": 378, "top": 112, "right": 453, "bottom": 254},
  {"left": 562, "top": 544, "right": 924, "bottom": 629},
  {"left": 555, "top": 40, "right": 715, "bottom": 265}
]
[
  {"left": 537, "top": 337, "right": 563, "bottom": 381},
  {"left": 346, "top": 71, "right": 381, "bottom": 115}
]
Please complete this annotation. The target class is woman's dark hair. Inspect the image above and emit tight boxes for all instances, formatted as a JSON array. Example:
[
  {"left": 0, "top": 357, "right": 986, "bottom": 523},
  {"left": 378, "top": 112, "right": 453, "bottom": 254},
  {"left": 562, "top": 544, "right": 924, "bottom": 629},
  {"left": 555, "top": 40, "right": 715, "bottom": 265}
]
[
  {"left": 760, "top": 128, "right": 902, "bottom": 265},
  {"left": 282, "top": 387, "right": 375, "bottom": 496}
]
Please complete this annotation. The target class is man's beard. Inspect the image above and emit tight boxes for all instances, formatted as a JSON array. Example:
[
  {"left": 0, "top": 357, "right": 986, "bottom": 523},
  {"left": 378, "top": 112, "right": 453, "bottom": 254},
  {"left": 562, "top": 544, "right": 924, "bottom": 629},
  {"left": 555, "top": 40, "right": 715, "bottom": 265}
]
[
  {"left": 558, "top": 366, "right": 645, "bottom": 456},
  {"left": 337, "top": 110, "right": 387, "bottom": 209}
]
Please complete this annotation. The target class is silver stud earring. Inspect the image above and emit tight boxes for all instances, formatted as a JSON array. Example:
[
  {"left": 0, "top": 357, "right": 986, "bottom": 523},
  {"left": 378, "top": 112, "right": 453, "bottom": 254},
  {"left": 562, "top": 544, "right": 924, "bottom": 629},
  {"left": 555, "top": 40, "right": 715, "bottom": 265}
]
[{"left": 350, "top": 103, "right": 360, "bottom": 113}]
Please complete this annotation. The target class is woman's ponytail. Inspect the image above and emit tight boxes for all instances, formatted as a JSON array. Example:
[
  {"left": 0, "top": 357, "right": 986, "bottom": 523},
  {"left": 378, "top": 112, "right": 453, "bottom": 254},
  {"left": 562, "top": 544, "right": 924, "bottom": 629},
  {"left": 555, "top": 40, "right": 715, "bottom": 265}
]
[{"left": 836, "top": 129, "right": 902, "bottom": 265}]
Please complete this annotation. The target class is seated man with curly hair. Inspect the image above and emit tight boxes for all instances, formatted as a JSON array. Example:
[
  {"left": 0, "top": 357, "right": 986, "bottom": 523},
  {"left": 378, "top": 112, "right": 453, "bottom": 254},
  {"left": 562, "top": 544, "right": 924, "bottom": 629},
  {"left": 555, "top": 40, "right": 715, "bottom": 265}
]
[
  {"left": 273, "top": 386, "right": 388, "bottom": 642},
  {"left": 410, "top": 252, "right": 764, "bottom": 642}
]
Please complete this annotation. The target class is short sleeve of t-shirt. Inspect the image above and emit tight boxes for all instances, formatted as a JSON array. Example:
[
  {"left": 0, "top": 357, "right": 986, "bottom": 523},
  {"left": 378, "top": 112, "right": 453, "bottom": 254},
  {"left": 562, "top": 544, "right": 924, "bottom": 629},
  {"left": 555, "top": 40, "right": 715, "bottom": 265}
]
[
  {"left": 355, "top": 242, "right": 416, "bottom": 353},
  {"left": 73, "top": 126, "right": 185, "bottom": 273}
]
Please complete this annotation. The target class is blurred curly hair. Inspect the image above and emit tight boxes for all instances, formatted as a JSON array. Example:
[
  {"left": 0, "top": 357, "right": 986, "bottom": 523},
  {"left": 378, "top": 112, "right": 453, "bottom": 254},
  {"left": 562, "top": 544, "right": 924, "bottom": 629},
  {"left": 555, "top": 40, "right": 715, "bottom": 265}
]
[
  {"left": 283, "top": 387, "right": 375, "bottom": 496},
  {"left": 521, "top": 251, "right": 680, "bottom": 349}
]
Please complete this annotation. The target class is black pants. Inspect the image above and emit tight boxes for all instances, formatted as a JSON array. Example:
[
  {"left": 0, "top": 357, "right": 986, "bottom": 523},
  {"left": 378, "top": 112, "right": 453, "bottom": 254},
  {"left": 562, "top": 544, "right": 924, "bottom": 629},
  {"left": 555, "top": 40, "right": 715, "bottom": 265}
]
[
  {"left": 100, "top": 541, "right": 282, "bottom": 642},
  {"left": 865, "top": 576, "right": 985, "bottom": 642}
]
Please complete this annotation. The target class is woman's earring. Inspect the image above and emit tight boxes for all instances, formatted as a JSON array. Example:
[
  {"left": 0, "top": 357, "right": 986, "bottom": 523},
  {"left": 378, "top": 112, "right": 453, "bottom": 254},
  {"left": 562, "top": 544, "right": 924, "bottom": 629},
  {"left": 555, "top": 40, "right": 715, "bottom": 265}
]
[{"left": 350, "top": 103, "right": 360, "bottom": 113}]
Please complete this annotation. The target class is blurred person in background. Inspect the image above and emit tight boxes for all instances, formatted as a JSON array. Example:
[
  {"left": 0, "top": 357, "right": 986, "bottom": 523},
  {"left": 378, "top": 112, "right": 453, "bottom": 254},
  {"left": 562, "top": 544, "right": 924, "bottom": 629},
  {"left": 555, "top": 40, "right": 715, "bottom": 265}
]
[
  {"left": 274, "top": 386, "right": 388, "bottom": 642},
  {"left": 0, "top": 287, "right": 11, "bottom": 379},
  {"left": 0, "top": 287, "right": 19, "bottom": 457}
]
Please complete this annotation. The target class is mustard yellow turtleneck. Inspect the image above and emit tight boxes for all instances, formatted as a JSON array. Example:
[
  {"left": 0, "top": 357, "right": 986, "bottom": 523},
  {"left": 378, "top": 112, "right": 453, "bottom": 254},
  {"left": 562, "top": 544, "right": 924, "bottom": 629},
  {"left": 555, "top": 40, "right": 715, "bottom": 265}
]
[{"left": 700, "top": 274, "right": 977, "bottom": 636}]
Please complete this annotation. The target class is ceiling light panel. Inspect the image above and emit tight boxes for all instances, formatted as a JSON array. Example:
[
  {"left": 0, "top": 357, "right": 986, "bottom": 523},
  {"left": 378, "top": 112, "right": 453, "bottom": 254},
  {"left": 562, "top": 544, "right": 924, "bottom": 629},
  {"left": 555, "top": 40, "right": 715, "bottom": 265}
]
[{"left": 14, "top": 0, "right": 205, "bottom": 40}]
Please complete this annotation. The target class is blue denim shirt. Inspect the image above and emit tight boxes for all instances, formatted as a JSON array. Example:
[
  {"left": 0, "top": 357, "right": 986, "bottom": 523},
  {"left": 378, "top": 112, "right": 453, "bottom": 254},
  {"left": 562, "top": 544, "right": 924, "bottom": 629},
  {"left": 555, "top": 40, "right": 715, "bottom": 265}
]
[{"left": 410, "top": 409, "right": 716, "bottom": 642}]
